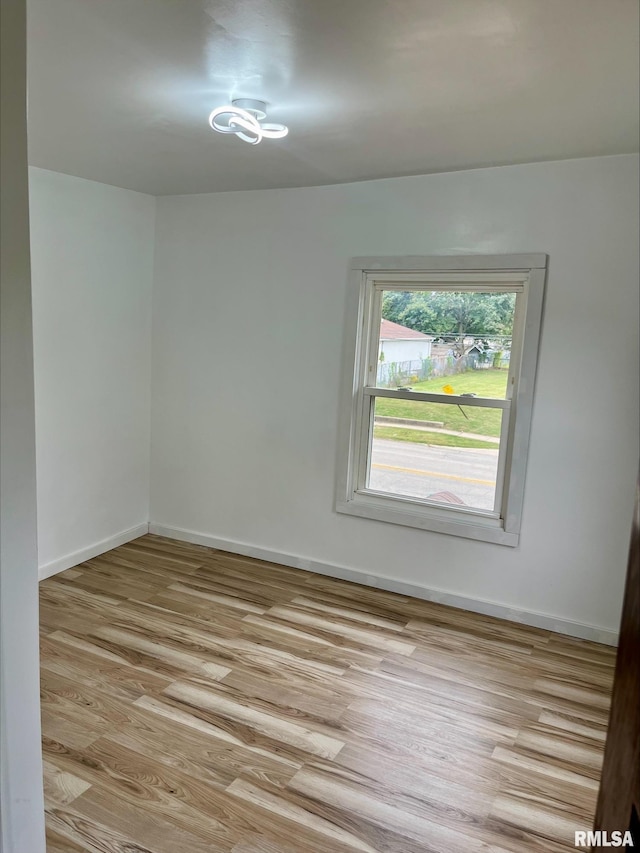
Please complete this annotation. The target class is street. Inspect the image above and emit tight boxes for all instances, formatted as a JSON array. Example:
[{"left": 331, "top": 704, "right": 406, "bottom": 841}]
[{"left": 368, "top": 437, "right": 498, "bottom": 510}]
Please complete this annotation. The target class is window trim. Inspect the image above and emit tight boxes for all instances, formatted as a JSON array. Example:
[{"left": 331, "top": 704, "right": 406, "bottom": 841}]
[{"left": 335, "top": 254, "right": 547, "bottom": 547}]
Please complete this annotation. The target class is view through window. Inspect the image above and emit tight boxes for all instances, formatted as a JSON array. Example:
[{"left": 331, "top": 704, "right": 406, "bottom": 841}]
[{"left": 369, "top": 289, "right": 515, "bottom": 513}]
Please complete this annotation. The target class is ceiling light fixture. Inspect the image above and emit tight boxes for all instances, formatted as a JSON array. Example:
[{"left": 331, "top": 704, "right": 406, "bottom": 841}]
[{"left": 208, "top": 99, "right": 288, "bottom": 145}]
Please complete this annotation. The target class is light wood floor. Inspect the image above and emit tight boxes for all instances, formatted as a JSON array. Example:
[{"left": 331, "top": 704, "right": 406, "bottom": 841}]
[{"left": 40, "top": 535, "right": 616, "bottom": 853}]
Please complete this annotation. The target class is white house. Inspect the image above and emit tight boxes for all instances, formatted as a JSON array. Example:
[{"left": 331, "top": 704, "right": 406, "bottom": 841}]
[{"left": 379, "top": 318, "right": 433, "bottom": 365}]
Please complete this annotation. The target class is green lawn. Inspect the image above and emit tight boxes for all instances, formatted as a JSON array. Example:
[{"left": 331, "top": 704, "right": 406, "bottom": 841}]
[
  {"left": 412, "top": 368, "right": 509, "bottom": 398},
  {"left": 374, "top": 368, "right": 508, "bottom": 439},
  {"left": 373, "top": 426, "right": 497, "bottom": 450}
]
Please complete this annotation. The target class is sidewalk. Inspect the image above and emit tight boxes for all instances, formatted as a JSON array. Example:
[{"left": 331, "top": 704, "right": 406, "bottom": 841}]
[{"left": 373, "top": 416, "right": 500, "bottom": 444}]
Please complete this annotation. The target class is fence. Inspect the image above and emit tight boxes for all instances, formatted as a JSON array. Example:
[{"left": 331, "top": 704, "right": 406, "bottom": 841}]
[{"left": 376, "top": 352, "right": 510, "bottom": 387}]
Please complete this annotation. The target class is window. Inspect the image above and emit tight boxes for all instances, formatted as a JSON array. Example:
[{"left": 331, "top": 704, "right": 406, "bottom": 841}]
[{"left": 336, "top": 254, "right": 547, "bottom": 546}]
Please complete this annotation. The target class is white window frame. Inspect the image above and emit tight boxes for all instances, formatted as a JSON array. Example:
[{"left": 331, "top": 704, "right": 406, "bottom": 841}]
[{"left": 335, "top": 254, "right": 547, "bottom": 547}]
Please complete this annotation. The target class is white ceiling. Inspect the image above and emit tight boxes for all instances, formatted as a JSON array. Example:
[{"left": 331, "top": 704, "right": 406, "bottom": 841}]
[{"left": 27, "top": 0, "right": 639, "bottom": 196}]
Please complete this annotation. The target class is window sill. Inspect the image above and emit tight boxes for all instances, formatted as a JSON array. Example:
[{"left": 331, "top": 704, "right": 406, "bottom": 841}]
[{"left": 336, "top": 492, "right": 520, "bottom": 546}]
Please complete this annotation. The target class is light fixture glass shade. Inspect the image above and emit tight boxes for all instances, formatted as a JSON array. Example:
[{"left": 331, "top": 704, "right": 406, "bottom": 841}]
[
  {"left": 260, "top": 123, "right": 289, "bottom": 139},
  {"left": 208, "top": 99, "right": 287, "bottom": 144}
]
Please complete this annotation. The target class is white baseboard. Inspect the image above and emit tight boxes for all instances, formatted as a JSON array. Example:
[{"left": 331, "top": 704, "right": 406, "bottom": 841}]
[
  {"left": 38, "top": 523, "right": 150, "bottom": 581},
  {"left": 149, "top": 523, "right": 618, "bottom": 646}
]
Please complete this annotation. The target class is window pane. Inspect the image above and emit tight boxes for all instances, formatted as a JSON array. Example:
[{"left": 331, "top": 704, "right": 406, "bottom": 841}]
[
  {"left": 373, "top": 393, "right": 503, "bottom": 438},
  {"left": 377, "top": 290, "right": 515, "bottom": 398},
  {"left": 367, "top": 399, "right": 500, "bottom": 512}
]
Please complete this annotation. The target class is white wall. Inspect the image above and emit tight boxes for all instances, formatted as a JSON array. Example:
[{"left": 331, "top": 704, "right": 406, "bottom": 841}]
[
  {"left": 379, "top": 338, "right": 432, "bottom": 366},
  {"left": 0, "top": 1, "right": 46, "bottom": 849},
  {"left": 29, "top": 168, "right": 155, "bottom": 576},
  {"left": 150, "top": 154, "right": 639, "bottom": 641}
]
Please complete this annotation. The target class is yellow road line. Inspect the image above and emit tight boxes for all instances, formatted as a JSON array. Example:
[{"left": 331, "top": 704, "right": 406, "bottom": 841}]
[{"left": 371, "top": 462, "right": 495, "bottom": 486}]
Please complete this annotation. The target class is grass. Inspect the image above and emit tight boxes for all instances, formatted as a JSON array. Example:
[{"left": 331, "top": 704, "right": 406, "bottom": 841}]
[
  {"left": 373, "top": 426, "right": 497, "bottom": 450},
  {"left": 375, "top": 368, "right": 508, "bottom": 440},
  {"left": 412, "top": 369, "right": 509, "bottom": 398}
]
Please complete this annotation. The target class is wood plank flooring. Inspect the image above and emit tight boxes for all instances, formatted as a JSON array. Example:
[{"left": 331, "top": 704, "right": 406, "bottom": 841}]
[{"left": 40, "top": 534, "right": 616, "bottom": 852}]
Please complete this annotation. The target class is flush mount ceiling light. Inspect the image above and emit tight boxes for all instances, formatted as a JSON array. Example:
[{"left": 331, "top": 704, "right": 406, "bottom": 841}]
[{"left": 208, "top": 99, "right": 288, "bottom": 145}]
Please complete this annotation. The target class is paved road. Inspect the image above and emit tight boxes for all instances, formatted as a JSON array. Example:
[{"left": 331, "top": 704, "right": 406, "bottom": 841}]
[{"left": 369, "top": 438, "right": 498, "bottom": 510}]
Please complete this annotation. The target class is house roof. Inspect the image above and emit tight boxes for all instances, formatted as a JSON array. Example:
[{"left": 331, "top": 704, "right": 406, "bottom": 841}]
[{"left": 380, "top": 319, "right": 433, "bottom": 341}]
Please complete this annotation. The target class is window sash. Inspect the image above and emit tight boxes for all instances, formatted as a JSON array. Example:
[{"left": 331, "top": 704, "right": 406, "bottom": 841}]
[
  {"left": 357, "top": 486, "right": 503, "bottom": 520},
  {"left": 366, "top": 282, "right": 524, "bottom": 396},
  {"left": 358, "top": 394, "right": 511, "bottom": 516},
  {"left": 370, "top": 272, "right": 529, "bottom": 288},
  {"left": 364, "top": 387, "right": 511, "bottom": 409}
]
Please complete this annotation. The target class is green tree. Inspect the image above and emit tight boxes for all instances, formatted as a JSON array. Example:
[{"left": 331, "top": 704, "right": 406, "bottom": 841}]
[{"left": 382, "top": 290, "right": 515, "bottom": 357}]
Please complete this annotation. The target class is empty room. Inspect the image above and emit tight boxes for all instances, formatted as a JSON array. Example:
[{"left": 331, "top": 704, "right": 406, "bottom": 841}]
[{"left": 1, "top": 1, "right": 639, "bottom": 852}]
